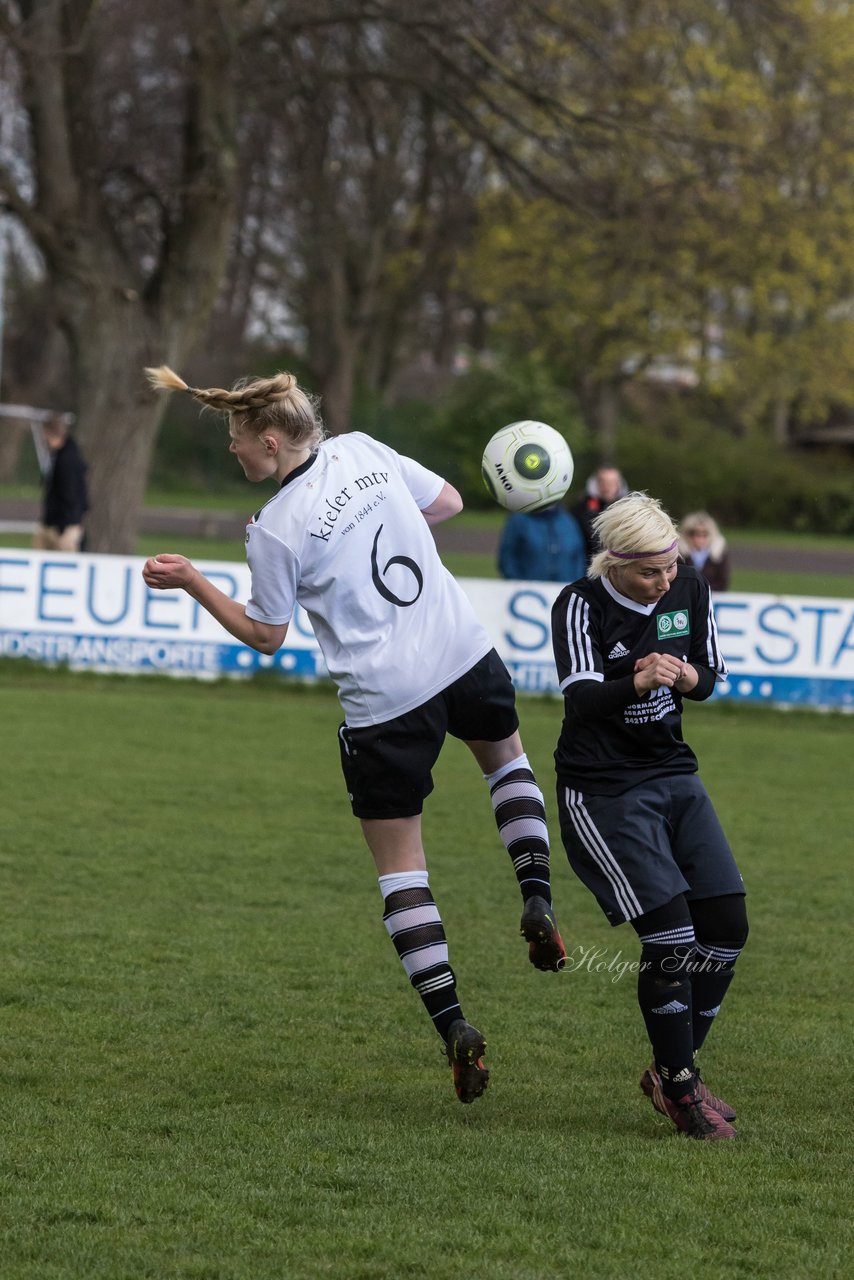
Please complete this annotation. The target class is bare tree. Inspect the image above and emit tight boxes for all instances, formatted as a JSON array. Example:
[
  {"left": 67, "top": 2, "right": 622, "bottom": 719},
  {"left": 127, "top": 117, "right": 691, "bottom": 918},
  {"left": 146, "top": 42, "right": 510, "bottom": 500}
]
[
  {"left": 0, "top": 0, "right": 239, "bottom": 551},
  {"left": 0, "top": 0, "right": 614, "bottom": 545},
  {"left": 210, "top": 1, "right": 580, "bottom": 431}
]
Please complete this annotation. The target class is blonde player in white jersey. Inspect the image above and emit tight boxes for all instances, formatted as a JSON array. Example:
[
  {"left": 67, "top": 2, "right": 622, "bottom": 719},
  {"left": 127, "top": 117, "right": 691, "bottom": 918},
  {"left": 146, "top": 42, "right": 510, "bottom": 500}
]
[{"left": 142, "top": 366, "right": 566, "bottom": 1105}]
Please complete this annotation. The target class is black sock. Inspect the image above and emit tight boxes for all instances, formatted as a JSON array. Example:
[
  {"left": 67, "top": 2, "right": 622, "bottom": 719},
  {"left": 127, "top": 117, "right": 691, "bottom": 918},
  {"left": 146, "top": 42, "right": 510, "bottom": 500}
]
[
  {"left": 638, "top": 965, "right": 695, "bottom": 1100},
  {"left": 634, "top": 900, "right": 697, "bottom": 1099},
  {"left": 688, "top": 896, "right": 748, "bottom": 1055},
  {"left": 690, "top": 944, "right": 739, "bottom": 1054}
]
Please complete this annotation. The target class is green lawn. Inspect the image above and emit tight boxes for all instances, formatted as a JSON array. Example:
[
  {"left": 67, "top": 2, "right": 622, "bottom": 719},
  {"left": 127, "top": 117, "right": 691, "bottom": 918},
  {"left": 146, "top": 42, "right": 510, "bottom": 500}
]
[
  {"left": 0, "top": 668, "right": 851, "bottom": 1278},
  {"left": 728, "top": 567, "right": 854, "bottom": 597}
]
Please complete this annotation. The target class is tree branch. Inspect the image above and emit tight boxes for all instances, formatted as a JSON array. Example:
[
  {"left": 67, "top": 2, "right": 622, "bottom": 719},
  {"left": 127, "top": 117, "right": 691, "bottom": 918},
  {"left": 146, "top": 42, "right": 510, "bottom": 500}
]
[
  {"left": 0, "top": 158, "right": 55, "bottom": 250},
  {"left": 156, "top": 0, "right": 239, "bottom": 353}
]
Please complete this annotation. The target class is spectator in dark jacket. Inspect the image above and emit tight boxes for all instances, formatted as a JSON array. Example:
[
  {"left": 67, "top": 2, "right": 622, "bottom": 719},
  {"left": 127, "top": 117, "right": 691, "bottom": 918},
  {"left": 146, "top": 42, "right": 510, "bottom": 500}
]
[
  {"left": 571, "top": 466, "right": 629, "bottom": 558},
  {"left": 33, "top": 415, "right": 88, "bottom": 552},
  {"left": 678, "top": 511, "right": 731, "bottom": 592},
  {"left": 498, "top": 503, "right": 587, "bottom": 582}
]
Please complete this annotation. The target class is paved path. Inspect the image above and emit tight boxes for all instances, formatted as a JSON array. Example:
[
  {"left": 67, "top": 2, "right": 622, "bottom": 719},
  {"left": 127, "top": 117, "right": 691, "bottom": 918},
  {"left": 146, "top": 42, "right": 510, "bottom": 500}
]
[
  {"left": 429, "top": 523, "right": 854, "bottom": 576},
  {"left": 2, "top": 496, "right": 853, "bottom": 574}
]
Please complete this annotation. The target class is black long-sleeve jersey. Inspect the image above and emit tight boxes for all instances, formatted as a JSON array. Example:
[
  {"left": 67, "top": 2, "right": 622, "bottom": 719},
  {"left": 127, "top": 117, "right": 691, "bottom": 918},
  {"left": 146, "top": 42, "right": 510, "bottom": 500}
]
[
  {"left": 551, "top": 565, "right": 727, "bottom": 796},
  {"left": 43, "top": 438, "right": 88, "bottom": 531}
]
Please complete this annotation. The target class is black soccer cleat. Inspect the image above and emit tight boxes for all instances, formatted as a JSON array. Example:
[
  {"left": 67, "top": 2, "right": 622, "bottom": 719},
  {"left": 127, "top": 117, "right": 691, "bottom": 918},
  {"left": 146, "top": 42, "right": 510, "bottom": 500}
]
[
  {"left": 520, "top": 895, "right": 567, "bottom": 972},
  {"left": 445, "top": 1019, "right": 489, "bottom": 1105}
]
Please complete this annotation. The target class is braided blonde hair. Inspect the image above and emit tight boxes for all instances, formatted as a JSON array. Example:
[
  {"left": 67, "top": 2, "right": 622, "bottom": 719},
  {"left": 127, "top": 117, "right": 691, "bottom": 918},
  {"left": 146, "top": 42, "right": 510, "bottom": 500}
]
[{"left": 145, "top": 365, "right": 326, "bottom": 451}]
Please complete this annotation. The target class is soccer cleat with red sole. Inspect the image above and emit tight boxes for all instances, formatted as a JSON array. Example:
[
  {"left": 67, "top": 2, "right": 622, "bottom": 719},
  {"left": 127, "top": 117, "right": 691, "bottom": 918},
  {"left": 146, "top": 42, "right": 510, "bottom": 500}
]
[
  {"left": 648, "top": 1075, "right": 737, "bottom": 1140},
  {"left": 640, "top": 1063, "right": 736, "bottom": 1122},
  {"left": 520, "top": 895, "right": 567, "bottom": 972},
  {"left": 445, "top": 1019, "right": 489, "bottom": 1105}
]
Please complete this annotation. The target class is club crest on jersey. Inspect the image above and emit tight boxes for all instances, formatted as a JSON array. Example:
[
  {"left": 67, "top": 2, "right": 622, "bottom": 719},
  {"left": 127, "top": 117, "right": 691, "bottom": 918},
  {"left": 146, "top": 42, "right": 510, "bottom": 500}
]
[{"left": 656, "top": 610, "right": 690, "bottom": 639}]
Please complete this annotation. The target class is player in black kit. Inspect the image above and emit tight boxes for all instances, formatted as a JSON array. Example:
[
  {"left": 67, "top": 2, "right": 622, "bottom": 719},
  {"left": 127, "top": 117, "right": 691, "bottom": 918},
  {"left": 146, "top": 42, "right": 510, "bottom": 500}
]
[{"left": 551, "top": 492, "right": 748, "bottom": 1140}]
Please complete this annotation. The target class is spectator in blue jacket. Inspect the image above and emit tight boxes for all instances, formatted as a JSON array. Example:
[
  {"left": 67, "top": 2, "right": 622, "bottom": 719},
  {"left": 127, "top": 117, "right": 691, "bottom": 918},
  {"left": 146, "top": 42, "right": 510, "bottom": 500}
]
[{"left": 498, "top": 502, "right": 587, "bottom": 582}]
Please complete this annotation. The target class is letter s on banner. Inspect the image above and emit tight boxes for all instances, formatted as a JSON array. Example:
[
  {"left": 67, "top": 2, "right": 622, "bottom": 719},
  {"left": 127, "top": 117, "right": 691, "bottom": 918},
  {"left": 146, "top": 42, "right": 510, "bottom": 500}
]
[{"left": 504, "top": 589, "right": 551, "bottom": 653}]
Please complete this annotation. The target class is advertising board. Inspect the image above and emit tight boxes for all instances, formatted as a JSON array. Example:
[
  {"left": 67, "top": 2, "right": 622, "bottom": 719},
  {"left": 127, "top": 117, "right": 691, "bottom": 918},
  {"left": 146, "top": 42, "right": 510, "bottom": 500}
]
[{"left": 2, "top": 553, "right": 852, "bottom": 710}]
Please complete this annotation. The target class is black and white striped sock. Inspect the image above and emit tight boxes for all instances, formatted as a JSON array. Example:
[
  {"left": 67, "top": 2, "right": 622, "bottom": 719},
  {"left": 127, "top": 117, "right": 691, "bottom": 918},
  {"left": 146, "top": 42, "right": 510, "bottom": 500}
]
[
  {"left": 379, "top": 871, "right": 462, "bottom": 1043},
  {"left": 485, "top": 753, "right": 551, "bottom": 903}
]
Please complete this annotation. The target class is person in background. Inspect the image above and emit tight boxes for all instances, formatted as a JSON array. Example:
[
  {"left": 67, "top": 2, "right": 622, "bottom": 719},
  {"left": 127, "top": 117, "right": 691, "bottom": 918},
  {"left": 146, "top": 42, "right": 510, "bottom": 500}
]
[
  {"left": 678, "top": 511, "right": 731, "bottom": 592},
  {"left": 33, "top": 414, "right": 88, "bottom": 552},
  {"left": 571, "top": 465, "right": 629, "bottom": 559},
  {"left": 551, "top": 492, "right": 747, "bottom": 1141},
  {"left": 142, "top": 364, "right": 567, "bottom": 1109},
  {"left": 498, "top": 502, "right": 587, "bottom": 582}
]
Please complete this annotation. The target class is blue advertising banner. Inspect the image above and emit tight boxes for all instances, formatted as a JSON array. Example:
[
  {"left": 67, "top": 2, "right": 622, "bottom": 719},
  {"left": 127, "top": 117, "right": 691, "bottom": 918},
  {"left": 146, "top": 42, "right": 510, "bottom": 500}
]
[{"left": 1, "top": 553, "right": 853, "bottom": 710}]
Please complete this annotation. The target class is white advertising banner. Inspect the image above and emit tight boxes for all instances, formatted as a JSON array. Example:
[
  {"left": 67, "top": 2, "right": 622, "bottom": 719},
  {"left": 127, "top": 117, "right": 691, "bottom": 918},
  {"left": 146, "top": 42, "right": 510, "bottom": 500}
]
[
  {"left": 0, "top": 551, "right": 324, "bottom": 681},
  {"left": 459, "top": 579, "right": 854, "bottom": 711},
  {"left": 1, "top": 552, "right": 853, "bottom": 710}
]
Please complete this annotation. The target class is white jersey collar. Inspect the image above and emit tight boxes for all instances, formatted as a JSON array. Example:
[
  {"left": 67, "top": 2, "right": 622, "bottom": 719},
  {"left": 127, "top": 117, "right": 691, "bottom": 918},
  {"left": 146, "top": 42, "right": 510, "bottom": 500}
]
[{"left": 601, "top": 576, "right": 657, "bottom": 616}]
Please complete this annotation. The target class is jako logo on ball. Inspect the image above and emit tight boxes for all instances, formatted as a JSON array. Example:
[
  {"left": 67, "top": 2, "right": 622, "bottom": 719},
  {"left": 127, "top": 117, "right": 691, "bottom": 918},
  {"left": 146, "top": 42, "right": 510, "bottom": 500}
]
[{"left": 482, "top": 421, "right": 574, "bottom": 513}]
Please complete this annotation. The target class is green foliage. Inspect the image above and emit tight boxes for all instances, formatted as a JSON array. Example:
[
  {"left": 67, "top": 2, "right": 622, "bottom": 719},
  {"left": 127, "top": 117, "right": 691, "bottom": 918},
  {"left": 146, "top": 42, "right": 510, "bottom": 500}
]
[
  {"left": 0, "top": 668, "right": 851, "bottom": 1278},
  {"left": 357, "top": 358, "right": 590, "bottom": 503},
  {"left": 346, "top": 372, "right": 854, "bottom": 532},
  {"left": 138, "top": 0, "right": 854, "bottom": 531},
  {"left": 147, "top": 402, "right": 244, "bottom": 495},
  {"left": 459, "top": 1, "right": 854, "bottom": 443},
  {"left": 143, "top": 369, "right": 854, "bottom": 533},
  {"left": 614, "top": 399, "right": 854, "bottom": 533}
]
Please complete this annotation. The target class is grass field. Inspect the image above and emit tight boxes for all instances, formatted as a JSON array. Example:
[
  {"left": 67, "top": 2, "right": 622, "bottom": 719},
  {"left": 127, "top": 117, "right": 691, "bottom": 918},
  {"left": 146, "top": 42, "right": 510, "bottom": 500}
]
[{"left": 1, "top": 665, "right": 851, "bottom": 1279}]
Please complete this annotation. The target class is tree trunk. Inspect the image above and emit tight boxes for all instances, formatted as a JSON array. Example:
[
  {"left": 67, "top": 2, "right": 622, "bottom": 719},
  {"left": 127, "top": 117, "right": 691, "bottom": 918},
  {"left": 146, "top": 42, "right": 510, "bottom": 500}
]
[
  {"left": 307, "top": 254, "right": 362, "bottom": 432},
  {"left": 1, "top": 0, "right": 238, "bottom": 552},
  {"left": 0, "top": 420, "right": 27, "bottom": 481},
  {"left": 319, "top": 338, "right": 359, "bottom": 433},
  {"left": 63, "top": 289, "right": 164, "bottom": 554},
  {"left": 82, "top": 395, "right": 166, "bottom": 555},
  {"left": 772, "top": 395, "right": 791, "bottom": 447},
  {"left": 579, "top": 376, "right": 622, "bottom": 461},
  {"left": 594, "top": 381, "right": 620, "bottom": 460}
]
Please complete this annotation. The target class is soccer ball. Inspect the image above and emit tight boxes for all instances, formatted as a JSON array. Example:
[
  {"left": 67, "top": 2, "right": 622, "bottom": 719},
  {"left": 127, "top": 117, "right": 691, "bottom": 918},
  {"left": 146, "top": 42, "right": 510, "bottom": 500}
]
[{"left": 481, "top": 420, "right": 574, "bottom": 513}]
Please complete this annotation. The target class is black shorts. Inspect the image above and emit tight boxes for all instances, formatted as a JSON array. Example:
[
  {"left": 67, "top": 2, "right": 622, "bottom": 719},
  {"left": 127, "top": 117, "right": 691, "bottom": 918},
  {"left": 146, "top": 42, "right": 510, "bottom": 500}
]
[
  {"left": 556, "top": 773, "right": 745, "bottom": 926},
  {"left": 338, "top": 648, "right": 519, "bottom": 820}
]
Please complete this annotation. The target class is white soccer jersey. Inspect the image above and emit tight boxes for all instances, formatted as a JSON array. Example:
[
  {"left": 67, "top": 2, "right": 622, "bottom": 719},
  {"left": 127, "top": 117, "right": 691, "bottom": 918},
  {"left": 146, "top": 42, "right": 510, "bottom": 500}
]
[{"left": 244, "top": 432, "right": 492, "bottom": 726}]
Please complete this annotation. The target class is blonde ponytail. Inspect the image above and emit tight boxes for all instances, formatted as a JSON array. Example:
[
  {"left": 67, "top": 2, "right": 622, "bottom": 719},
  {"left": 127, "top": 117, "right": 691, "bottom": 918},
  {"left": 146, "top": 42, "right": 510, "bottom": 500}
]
[
  {"left": 144, "top": 364, "right": 326, "bottom": 450},
  {"left": 145, "top": 365, "right": 191, "bottom": 394}
]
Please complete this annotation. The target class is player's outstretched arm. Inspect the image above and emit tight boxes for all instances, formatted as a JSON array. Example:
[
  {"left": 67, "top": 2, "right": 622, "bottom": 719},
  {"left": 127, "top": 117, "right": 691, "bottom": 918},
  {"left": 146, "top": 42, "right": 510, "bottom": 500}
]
[{"left": 142, "top": 554, "right": 288, "bottom": 655}]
